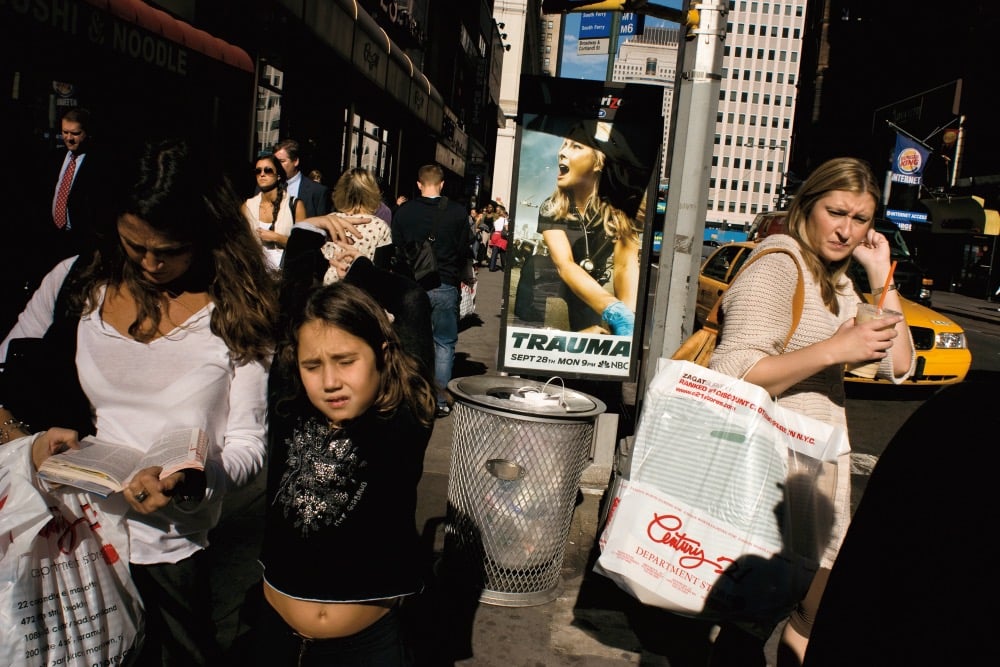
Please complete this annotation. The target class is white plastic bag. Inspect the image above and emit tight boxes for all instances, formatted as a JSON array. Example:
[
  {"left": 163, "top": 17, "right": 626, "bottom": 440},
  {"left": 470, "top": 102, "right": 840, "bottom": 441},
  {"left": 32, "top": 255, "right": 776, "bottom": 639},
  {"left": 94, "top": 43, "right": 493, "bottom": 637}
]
[
  {"left": 0, "top": 436, "right": 144, "bottom": 666},
  {"left": 459, "top": 281, "right": 477, "bottom": 319},
  {"left": 595, "top": 359, "right": 848, "bottom": 627}
]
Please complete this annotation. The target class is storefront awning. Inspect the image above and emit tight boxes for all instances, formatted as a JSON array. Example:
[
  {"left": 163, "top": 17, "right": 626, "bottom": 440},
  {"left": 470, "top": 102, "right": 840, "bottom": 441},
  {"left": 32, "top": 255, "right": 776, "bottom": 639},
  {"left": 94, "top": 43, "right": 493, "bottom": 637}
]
[
  {"left": 920, "top": 196, "right": 988, "bottom": 234},
  {"left": 84, "top": 0, "right": 253, "bottom": 72}
]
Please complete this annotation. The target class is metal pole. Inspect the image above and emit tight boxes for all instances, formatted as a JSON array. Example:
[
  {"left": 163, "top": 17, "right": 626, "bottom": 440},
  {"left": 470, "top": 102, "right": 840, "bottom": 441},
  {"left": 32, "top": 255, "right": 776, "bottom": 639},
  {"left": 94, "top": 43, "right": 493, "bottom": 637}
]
[
  {"left": 951, "top": 114, "right": 966, "bottom": 188},
  {"left": 640, "top": 1, "right": 729, "bottom": 404},
  {"left": 606, "top": 12, "right": 621, "bottom": 82}
]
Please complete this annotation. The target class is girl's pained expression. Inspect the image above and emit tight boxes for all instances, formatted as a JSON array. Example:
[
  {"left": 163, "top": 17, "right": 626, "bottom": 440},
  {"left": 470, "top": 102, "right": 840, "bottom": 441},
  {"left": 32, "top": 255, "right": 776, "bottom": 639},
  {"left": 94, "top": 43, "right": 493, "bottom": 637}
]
[{"left": 296, "top": 320, "right": 382, "bottom": 427}]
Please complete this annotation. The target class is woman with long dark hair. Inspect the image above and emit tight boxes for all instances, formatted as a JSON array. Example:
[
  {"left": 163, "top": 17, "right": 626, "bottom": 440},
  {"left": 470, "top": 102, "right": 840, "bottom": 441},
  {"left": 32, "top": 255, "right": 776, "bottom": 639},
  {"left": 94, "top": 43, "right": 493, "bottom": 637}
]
[
  {"left": 241, "top": 152, "right": 307, "bottom": 270},
  {"left": 2, "top": 138, "right": 279, "bottom": 665}
]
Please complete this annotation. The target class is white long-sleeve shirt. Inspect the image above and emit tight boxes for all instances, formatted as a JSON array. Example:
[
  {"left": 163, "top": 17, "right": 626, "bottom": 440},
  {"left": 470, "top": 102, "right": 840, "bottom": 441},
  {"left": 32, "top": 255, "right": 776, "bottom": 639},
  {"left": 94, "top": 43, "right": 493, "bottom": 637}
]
[{"left": 1, "top": 257, "right": 268, "bottom": 564}]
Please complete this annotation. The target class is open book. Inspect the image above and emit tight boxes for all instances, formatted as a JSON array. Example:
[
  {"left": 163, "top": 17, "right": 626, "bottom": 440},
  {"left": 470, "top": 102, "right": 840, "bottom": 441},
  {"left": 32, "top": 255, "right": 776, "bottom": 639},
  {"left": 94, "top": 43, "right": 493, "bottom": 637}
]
[{"left": 37, "top": 428, "right": 209, "bottom": 498}]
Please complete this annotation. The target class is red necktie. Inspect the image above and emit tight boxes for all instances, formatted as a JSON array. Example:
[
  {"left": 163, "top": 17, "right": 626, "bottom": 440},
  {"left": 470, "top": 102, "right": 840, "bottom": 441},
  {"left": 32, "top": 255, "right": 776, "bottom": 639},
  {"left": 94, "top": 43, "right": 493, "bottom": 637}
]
[{"left": 54, "top": 153, "right": 77, "bottom": 229}]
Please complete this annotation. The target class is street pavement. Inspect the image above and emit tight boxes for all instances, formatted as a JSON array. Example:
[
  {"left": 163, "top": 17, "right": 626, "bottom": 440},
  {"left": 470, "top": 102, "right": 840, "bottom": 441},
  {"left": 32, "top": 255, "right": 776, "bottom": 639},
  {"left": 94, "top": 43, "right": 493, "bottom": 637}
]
[
  {"left": 928, "top": 288, "right": 1000, "bottom": 325},
  {"left": 207, "top": 268, "right": 998, "bottom": 666}
]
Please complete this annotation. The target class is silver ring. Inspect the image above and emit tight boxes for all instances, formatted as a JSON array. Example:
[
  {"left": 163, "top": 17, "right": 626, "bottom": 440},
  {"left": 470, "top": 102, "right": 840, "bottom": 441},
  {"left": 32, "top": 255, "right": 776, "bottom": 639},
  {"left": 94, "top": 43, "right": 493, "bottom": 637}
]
[{"left": 134, "top": 490, "right": 149, "bottom": 503}]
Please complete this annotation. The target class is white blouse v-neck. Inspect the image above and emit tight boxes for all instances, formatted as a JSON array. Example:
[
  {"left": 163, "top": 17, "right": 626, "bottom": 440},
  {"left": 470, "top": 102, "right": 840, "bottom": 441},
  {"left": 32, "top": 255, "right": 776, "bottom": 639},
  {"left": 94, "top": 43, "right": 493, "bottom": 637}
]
[{"left": 1, "top": 256, "right": 269, "bottom": 565}]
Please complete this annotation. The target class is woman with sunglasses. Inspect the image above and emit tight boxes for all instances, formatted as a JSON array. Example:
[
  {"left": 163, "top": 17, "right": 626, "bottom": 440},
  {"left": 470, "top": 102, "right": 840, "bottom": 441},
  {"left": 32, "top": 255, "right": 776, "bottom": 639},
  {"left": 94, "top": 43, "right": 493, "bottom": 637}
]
[{"left": 242, "top": 153, "right": 307, "bottom": 270}]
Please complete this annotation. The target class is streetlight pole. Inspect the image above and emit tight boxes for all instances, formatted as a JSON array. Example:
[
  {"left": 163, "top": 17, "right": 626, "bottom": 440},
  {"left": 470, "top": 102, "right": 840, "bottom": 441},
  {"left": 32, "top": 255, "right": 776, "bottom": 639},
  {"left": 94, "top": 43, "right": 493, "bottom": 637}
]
[
  {"left": 759, "top": 139, "right": 787, "bottom": 209},
  {"left": 642, "top": 2, "right": 729, "bottom": 403}
]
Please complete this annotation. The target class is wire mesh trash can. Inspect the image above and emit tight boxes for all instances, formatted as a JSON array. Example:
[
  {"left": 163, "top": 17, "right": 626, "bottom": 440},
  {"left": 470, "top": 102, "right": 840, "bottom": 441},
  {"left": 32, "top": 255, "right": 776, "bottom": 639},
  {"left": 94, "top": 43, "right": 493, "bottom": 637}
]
[{"left": 444, "top": 376, "right": 606, "bottom": 607}]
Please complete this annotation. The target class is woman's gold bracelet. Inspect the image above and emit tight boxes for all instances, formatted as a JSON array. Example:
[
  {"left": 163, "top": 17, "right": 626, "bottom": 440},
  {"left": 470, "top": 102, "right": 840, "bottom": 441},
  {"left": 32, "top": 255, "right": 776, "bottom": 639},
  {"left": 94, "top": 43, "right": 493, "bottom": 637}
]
[
  {"left": 871, "top": 283, "right": 897, "bottom": 297},
  {"left": 0, "top": 417, "right": 30, "bottom": 445}
]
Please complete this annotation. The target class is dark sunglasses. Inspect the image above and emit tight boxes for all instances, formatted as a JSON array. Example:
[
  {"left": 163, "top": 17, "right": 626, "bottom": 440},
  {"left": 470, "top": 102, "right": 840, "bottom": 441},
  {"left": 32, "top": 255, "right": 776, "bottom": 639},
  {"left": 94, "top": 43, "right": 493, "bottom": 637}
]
[{"left": 255, "top": 167, "right": 276, "bottom": 175}]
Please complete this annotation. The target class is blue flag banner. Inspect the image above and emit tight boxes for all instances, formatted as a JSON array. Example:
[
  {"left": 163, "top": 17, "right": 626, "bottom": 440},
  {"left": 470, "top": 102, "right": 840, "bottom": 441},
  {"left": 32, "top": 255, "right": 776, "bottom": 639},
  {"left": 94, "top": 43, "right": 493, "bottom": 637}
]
[
  {"left": 886, "top": 132, "right": 931, "bottom": 224},
  {"left": 890, "top": 132, "right": 930, "bottom": 187}
]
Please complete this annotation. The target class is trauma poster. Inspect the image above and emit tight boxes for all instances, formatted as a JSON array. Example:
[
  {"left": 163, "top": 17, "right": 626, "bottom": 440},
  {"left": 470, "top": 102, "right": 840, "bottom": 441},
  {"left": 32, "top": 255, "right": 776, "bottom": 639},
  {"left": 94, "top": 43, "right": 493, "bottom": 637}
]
[{"left": 499, "top": 76, "right": 663, "bottom": 381}]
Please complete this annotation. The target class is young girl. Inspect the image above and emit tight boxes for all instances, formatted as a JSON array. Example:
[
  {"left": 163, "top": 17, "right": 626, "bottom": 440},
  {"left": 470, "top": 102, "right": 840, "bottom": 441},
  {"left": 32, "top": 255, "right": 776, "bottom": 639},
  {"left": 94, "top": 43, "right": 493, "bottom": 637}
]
[{"left": 255, "top": 281, "right": 437, "bottom": 665}]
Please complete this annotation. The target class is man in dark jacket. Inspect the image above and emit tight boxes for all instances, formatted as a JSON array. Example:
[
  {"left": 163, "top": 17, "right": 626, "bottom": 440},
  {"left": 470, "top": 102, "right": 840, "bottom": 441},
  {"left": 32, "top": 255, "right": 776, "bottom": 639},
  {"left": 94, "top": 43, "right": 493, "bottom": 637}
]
[
  {"left": 391, "top": 164, "right": 471, "bottom": 417},
  {"left": 4, "top": 107, "right": 116, "bottom": 336},
  {"left": 273, "top": 139, "right": 331, "bottom": 217}
]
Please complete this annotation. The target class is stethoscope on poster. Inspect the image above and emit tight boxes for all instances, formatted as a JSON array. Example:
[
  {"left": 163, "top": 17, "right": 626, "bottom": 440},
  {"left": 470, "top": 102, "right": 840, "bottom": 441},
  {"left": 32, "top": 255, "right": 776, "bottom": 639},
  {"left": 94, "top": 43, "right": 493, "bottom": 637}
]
[{"left": 576, "top": 215, "right": 613, "bottom": 283}]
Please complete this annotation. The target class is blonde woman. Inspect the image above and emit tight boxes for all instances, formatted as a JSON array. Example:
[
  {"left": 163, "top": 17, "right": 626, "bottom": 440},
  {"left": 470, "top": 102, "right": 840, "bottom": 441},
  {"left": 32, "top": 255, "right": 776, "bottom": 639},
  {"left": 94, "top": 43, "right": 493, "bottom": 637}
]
[
  {"left": 318, "top": 168, "right": 393, "bottom": 284},
  {"left": 708, "top": 157, "right": 915, "bottom": 665},
  {"left": 536, "top": 123, "right": 642, "bottom": 335}
]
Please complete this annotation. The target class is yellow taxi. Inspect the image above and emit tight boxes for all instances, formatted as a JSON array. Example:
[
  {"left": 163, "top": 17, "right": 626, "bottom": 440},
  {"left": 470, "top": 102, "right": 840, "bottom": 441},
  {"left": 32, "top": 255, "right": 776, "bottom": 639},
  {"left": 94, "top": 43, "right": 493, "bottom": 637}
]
[{"left": 698, "top": 242, "right": 971, "bottom": 385}]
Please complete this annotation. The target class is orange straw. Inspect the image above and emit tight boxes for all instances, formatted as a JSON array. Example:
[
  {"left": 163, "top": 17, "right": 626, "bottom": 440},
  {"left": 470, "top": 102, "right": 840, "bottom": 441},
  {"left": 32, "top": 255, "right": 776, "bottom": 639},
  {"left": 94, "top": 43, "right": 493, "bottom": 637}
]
[{"left": 876, "top": 260, "right": 898, "bottom": 311}]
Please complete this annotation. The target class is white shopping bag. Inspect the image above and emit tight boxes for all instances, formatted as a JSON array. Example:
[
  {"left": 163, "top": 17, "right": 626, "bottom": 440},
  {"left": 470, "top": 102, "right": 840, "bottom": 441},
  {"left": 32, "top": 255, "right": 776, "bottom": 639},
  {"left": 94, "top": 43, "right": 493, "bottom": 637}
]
[
  {"left": 0, "top": 436, "right": 144, "bottom": 666},
  {"left": 595, "top": 359, "right": 847, "bottom": 626},
  {"left": 459, "top": 281, "right": 477, "bottom": 319}
]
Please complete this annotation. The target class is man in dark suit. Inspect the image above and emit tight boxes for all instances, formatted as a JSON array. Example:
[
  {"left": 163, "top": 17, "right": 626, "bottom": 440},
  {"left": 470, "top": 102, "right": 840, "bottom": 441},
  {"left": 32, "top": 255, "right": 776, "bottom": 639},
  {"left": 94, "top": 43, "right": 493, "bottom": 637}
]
[
  {"left": 391, "top": 163, "right": 472, "bottom": 418},
  {"left": 2, "top": 107, "right": 113, "bottom": 335},
  {"left": 273, "top": 139, "right": 330, "bottom": 218}
]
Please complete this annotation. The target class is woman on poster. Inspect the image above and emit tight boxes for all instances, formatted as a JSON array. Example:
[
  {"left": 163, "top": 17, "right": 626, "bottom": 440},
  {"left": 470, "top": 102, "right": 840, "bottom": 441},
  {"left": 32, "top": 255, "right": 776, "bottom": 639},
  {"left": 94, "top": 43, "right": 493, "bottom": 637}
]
[{"left": 532, "top": 120, "right": 648, "bottom": 336}]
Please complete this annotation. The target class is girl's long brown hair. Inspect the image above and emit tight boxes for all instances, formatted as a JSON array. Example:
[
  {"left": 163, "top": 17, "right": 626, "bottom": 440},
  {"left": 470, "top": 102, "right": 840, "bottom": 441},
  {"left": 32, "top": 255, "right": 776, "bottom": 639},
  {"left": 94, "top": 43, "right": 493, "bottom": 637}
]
[{"left": 276, "top": 282, "right": 437, "bottom": 428}]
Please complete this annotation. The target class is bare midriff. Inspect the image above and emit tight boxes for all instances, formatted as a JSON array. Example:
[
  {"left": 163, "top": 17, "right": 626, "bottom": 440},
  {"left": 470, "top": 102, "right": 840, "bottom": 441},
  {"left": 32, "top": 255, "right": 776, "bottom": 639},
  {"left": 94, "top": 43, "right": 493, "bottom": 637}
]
[{"left": 263, "top": 582, "right": 394, "bottom": 639}]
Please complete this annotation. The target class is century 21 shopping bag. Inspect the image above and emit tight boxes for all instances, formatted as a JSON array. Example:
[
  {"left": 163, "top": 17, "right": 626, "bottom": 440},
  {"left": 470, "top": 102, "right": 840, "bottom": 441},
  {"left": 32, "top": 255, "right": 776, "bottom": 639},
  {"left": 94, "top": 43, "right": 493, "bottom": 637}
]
[
  {"left": 595, "top": 359, "right": 848, "bottom": 627},
  {"left": 0, "top": 436, "right": 144, "bottom": 667}
]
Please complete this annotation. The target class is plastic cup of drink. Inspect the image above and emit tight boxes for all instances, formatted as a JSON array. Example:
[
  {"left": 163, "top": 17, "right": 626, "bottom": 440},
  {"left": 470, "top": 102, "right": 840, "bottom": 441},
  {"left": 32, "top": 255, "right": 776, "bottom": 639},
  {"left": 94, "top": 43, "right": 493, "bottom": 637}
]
[{"left": 847, "top": 302, "right": 902, "bottom": 379}]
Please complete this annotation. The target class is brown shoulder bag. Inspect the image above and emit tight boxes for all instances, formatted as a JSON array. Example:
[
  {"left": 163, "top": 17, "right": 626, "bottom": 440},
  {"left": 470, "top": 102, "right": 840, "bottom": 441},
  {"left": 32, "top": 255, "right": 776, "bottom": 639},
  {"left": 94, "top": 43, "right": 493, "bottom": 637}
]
[{"left": 671, "top": 247, "right": 805, "bottom": 367}]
